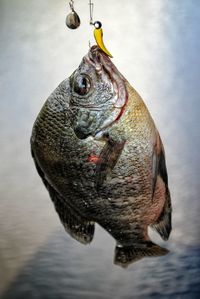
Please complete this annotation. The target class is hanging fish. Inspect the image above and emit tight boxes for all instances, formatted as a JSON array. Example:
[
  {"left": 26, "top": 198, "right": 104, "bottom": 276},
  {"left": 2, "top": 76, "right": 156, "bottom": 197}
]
[{"left": 31, "top": 46, "right": 172, "bottom": 268}]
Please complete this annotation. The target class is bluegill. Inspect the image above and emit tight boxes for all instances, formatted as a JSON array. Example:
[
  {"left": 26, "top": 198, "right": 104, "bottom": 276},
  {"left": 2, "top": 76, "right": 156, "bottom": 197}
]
[{"left": 31, "top": 46, "right": 172, "bottom": 267}]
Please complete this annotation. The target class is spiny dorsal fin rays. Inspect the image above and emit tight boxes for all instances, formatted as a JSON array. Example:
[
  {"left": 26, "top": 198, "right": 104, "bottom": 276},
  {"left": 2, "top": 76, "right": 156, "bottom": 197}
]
[{"left": 93, "top": 21, "right": 113, "bottom": 58}]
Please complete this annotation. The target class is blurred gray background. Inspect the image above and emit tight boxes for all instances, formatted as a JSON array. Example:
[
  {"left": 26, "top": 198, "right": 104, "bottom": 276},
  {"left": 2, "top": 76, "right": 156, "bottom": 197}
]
[{"left": 0, "top": 0, "right": 200, "bottom": 298}]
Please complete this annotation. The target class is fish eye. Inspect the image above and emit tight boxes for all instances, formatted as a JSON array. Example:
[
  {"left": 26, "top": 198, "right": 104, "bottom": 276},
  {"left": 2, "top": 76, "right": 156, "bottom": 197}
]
[{"left": 73, "top": 74, "right": 91, "bottom": 96}]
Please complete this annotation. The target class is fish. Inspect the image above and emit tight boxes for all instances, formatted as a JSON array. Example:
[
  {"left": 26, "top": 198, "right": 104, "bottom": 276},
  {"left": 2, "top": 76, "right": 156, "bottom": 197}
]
[{"left": 31, "top": 45, "right": 172, "bottom": 268}]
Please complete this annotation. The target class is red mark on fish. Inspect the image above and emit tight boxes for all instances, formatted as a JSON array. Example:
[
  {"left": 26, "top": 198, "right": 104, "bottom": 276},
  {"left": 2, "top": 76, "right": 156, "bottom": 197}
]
[{"left": 87, "top": 155, "right": 102, "bottom": 164}]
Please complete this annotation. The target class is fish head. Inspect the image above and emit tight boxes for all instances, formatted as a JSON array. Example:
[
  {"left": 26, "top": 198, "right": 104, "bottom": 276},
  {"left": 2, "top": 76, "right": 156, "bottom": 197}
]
[{"left": 69, "top": 45, "right": 127, "bottom": 140}]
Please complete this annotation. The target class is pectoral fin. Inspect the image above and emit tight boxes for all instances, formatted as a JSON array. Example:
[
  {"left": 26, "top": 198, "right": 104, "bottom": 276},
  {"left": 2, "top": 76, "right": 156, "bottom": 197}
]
[{"left": 95, "top": 137, "right": 125, "bottom": 189}]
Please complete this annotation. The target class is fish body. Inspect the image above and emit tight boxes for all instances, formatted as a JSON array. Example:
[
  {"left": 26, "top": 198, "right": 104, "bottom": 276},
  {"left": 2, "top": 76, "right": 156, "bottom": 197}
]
[{"left": 31, "top": 46, "right": 172, "bottom": 267}]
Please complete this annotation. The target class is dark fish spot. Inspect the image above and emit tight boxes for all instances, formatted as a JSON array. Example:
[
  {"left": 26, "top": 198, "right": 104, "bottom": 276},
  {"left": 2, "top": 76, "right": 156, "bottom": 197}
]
[{"left": 74, "top": 126, "right": 91, "bottom": 139}]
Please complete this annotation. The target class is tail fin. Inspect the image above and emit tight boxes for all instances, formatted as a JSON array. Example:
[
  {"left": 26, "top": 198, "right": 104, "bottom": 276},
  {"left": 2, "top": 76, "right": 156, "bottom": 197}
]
[{"left": 114, "top": 241, "right": 169, "bottom": 268}]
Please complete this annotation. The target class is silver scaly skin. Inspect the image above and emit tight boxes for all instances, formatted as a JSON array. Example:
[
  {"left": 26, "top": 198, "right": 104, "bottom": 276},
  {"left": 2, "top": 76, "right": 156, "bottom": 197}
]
[{"left": 31, "top": 46, "right": 172, "bottom": 267}]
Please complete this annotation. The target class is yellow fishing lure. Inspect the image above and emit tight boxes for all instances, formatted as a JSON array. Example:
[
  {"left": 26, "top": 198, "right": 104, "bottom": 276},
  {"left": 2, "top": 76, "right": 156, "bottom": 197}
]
[{"left": 93, "top": 21, "right": 113, "bottom": 58}]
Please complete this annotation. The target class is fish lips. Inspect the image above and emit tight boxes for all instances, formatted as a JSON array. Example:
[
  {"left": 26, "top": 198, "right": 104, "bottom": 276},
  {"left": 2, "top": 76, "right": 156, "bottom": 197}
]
[{"left": 88, "top": 45, "right": 111, "bottom": 67}]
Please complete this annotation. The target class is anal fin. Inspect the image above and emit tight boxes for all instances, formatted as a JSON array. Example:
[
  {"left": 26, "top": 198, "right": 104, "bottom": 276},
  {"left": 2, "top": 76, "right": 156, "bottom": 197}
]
[
  {"left": 151, "top": 134, "right": 172, "bottom": 240},
  {"left": 152, "top": 187, "right": 172, "bottom": 240},
  {"left": 114, "top": 241, "right": 169, "bottom": 268}
]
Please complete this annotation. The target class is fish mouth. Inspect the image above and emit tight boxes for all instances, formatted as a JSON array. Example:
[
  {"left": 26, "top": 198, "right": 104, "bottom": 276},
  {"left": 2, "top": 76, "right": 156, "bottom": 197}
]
[
  {"left": 88, "top": 46, "right": 113, "bottom": 72},
  {"left": 86, "top": 45, "right": 127, "bottom": 109},
  {"left": 71, "top": 46, "right": 128, "bottom": 140},
  {"left": 85, "top": 46, "right": 129, "bottom": 138}
]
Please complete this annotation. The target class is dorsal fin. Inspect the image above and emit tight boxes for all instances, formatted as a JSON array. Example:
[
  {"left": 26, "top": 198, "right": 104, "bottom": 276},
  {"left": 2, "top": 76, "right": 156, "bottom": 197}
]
[{"left": 31, "top": 148, "right": 95, "bottom": 244}]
